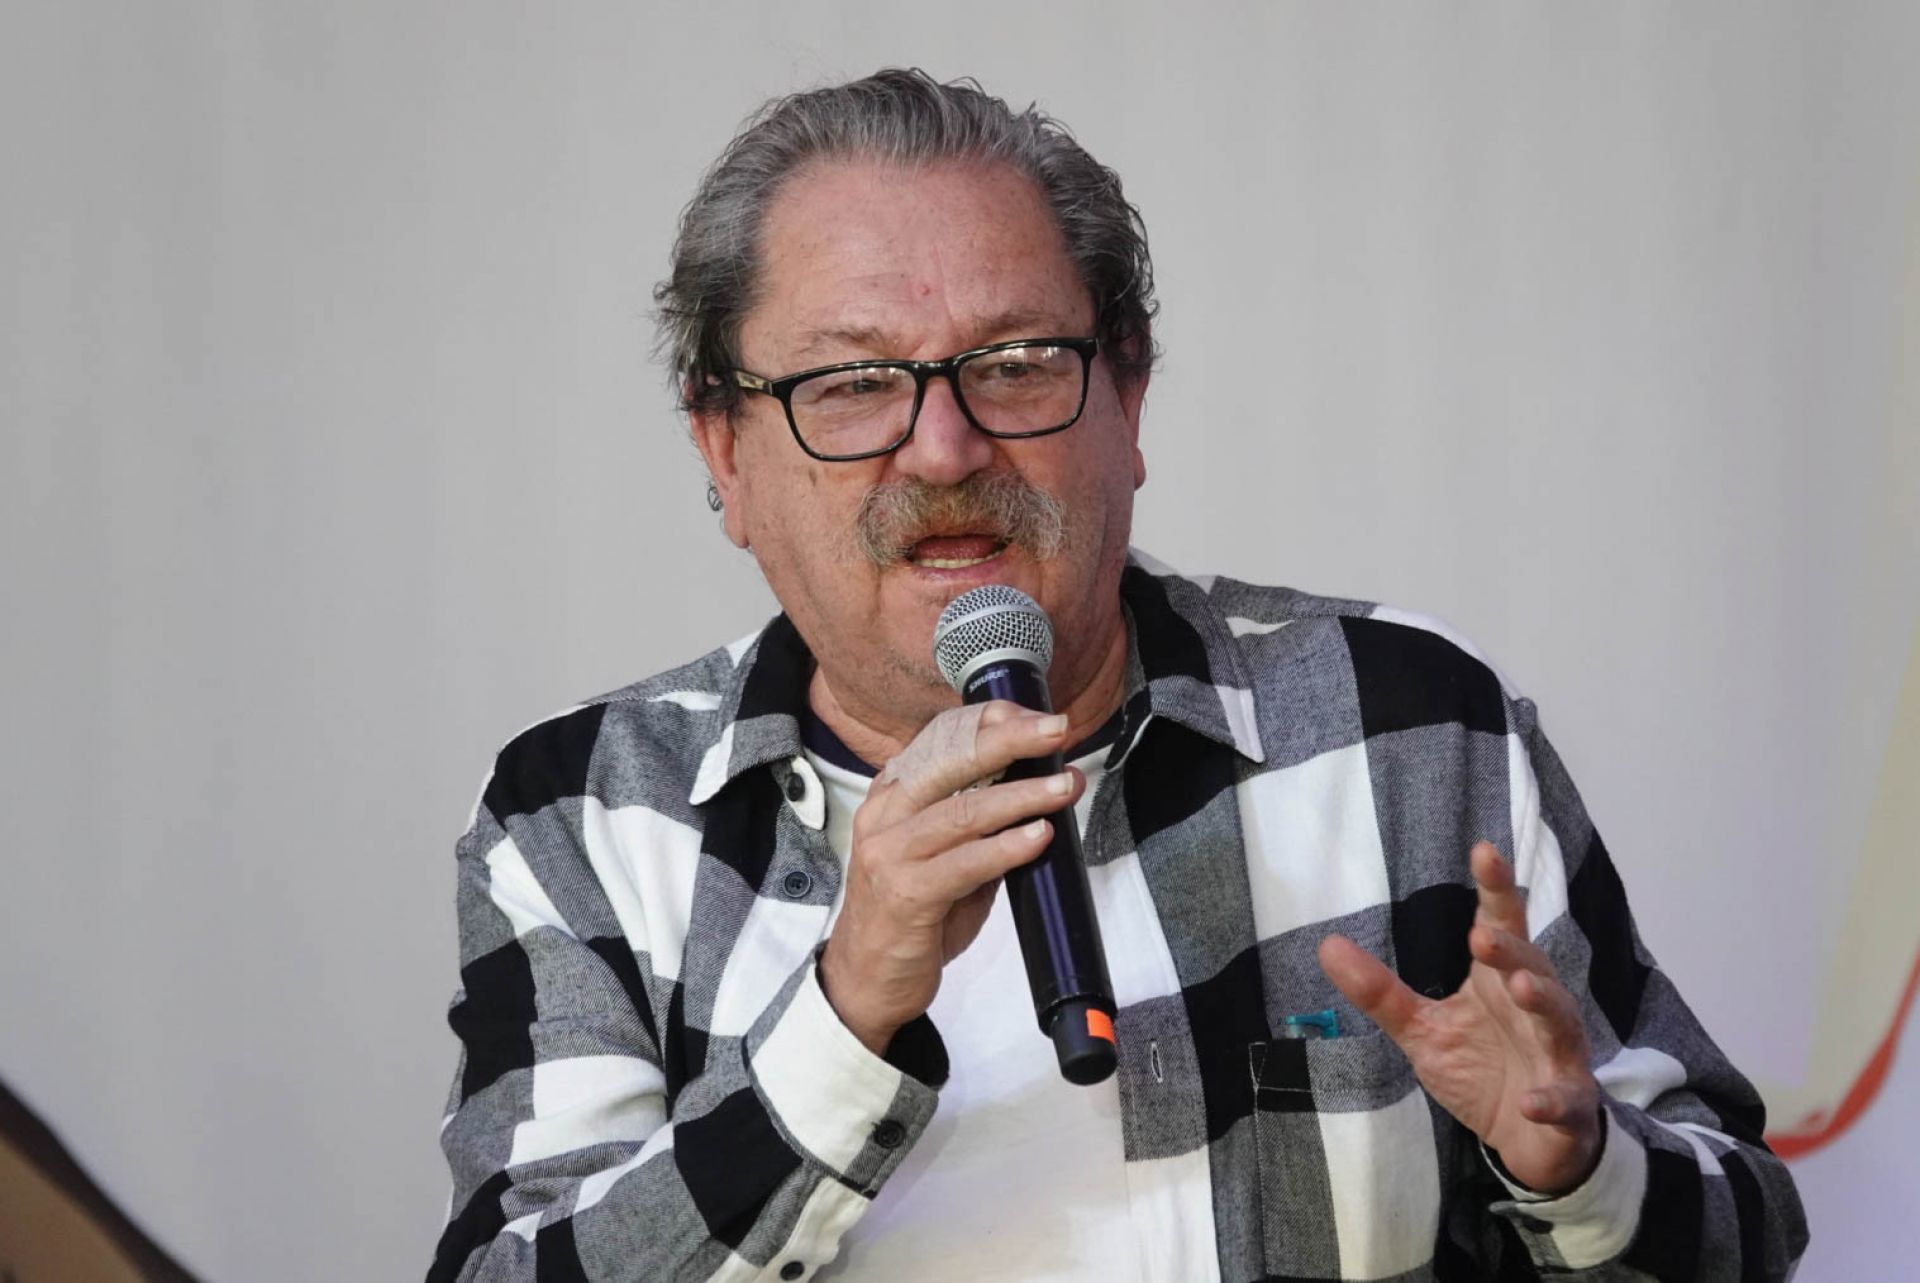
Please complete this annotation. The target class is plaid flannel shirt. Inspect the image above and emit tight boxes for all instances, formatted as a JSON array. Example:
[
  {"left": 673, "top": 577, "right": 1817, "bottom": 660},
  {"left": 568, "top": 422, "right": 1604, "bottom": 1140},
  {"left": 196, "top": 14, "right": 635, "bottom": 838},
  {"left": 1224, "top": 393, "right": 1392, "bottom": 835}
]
[{"left": 432, "top": 552, "right": 1807, "bottom": 1282}]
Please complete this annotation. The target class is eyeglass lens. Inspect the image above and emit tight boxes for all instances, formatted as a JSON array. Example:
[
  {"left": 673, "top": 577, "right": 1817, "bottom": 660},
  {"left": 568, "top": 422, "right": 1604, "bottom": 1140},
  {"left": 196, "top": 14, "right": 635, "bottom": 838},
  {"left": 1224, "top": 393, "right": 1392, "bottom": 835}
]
[{"left": 788, "top": 343, "right": 1086, "bottom": 457}]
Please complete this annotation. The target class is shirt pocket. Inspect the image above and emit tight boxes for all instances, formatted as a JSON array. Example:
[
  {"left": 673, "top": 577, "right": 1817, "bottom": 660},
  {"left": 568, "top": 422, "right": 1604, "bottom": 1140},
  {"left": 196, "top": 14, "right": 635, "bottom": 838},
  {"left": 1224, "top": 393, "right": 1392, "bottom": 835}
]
[
  {"left": 1249, "top": 1035, "right": 1439, "bottom": 1279},
  {"left": 1252, "top": 1032, "right": 1416, "bottom": 1114}
]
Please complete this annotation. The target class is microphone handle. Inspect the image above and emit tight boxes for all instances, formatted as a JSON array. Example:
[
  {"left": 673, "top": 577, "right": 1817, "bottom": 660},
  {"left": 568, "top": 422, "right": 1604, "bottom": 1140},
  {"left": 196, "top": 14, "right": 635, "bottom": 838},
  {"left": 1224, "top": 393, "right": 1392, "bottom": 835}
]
[{"left": 960, "top": 659, "right": 1118, "bottom": 1085}]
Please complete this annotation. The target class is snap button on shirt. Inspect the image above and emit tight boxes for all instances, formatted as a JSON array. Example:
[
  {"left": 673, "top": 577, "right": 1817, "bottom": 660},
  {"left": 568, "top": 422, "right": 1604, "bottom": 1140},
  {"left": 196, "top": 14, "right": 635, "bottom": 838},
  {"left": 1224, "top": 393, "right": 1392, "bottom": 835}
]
[{"left": 782, "top": 758, "right": 826, "bottom": 829}]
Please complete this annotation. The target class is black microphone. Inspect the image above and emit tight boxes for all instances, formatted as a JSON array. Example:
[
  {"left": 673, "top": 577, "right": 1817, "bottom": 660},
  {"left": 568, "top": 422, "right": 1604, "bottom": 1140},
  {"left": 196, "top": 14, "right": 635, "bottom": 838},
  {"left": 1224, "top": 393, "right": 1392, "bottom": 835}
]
[{"left": 933, "top": 585, "right": 1118, "bottom": 1085}]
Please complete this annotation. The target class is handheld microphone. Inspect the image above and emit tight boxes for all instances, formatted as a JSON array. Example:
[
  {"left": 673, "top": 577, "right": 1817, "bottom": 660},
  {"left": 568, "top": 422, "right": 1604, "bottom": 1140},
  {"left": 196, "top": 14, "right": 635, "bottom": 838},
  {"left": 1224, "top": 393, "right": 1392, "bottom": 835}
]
[{"left": 933, "top": 585, "right": 1118, "bottom": 1085}]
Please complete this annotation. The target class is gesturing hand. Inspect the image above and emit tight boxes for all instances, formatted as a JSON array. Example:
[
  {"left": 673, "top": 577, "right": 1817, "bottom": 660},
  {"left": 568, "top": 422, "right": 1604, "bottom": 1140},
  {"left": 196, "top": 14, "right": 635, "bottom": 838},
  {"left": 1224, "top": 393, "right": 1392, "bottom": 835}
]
[
  {"left": 1317, "top": 841, "right": 1603, "bottom": 1195},
  {"left": 819, "top": 700, "right": 1084, "bottom": 1056}
]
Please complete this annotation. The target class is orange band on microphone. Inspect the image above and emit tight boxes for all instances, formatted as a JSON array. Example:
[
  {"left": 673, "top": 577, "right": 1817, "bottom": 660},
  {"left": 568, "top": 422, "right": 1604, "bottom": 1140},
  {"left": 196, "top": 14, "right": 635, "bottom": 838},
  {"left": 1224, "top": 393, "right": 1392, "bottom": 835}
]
[{"left": 1086, "top": 1009, "right": 1115, "bottom": 1044}]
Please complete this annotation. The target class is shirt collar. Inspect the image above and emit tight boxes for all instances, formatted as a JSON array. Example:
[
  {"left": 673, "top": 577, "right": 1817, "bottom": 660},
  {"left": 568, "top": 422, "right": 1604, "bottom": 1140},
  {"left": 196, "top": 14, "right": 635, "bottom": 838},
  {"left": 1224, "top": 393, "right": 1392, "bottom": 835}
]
[
  {"left": 687, "top": 549, "right": 1266, "bottom": 806},
  {"left": 687, "top": 613, "right": 812, "bottom": 805},
  {"left": 1110, "top": 557, "right": 1267, "bottom": 768}
]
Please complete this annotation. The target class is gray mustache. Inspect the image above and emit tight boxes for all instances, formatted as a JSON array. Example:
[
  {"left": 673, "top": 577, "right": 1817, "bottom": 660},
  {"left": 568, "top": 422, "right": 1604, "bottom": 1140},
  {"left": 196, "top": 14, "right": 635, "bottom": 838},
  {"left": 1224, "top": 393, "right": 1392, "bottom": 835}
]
[{"left": 854, "top": 472, "right": 1067, "bottom": 567}]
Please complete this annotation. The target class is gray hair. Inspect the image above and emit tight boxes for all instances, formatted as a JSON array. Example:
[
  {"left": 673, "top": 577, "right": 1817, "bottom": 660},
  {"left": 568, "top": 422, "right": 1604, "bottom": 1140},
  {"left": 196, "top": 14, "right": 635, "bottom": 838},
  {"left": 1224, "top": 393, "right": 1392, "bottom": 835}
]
[{"left": 654, "top": 68, "right": 1158, "bottom": 420}]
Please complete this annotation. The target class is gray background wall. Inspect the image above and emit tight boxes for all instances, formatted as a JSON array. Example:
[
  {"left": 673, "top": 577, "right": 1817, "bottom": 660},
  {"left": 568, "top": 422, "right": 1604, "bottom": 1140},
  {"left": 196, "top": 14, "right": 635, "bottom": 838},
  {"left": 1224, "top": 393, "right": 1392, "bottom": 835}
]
[{"left": 3, "top": 3, "right": 1914, "bottom": 1278}]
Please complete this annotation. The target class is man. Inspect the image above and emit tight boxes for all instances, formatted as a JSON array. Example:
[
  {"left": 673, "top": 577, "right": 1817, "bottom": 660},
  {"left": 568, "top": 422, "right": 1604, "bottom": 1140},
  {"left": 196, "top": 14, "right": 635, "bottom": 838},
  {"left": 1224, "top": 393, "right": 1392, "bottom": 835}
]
[{"left": 432, "top": 70, "right": 1806, "bottom": 1281}]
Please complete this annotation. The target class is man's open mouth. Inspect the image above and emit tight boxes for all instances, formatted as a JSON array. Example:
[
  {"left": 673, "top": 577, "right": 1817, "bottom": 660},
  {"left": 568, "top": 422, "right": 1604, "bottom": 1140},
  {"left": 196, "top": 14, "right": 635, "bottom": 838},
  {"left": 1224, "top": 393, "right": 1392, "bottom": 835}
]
[{"left": 904, "top": 534, "right": 1010, "bottom": 569}]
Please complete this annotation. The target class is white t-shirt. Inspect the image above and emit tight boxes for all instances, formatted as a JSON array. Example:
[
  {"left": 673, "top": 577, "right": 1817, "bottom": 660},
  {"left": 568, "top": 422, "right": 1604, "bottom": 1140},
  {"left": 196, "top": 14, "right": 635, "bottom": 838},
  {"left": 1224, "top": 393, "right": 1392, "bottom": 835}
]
[{"left": 806, "top": 747, "right": 1140, "bottom": 1283}]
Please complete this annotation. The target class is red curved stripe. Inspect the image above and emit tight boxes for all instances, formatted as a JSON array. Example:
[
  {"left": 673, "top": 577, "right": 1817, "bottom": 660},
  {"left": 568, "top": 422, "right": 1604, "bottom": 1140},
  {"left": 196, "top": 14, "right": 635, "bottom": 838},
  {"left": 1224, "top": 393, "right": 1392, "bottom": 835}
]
[{"left": 1765, "top": 944, "right": 1920, "bottom": 1161}]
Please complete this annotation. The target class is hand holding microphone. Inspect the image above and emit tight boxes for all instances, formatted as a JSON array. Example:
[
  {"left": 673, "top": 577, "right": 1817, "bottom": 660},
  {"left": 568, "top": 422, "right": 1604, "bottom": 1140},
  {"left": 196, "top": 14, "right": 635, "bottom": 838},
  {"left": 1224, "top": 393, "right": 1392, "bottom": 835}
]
[
  {"left": 819, "top": 702, "right": 1086, "bottom": 1061},
  {"left": 817, "top": 586, "right": 1118, "bottom": 1085},
  {"left": 931, "top": 586, "right": 1118, "bottom": 1083}
]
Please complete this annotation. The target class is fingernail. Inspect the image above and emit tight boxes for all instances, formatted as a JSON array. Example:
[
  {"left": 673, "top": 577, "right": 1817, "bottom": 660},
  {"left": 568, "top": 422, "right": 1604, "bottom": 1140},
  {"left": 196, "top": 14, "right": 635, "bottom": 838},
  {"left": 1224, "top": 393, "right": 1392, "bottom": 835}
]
[
  {"left": 1046, "top": 772, "right": 1073, "bottom": 796},
  {"left": 1037, "top": 714, "right": 1069, "bottom": 736},
  {"left": 1024, "top": 819, "right": 1048, "bottom": 838}
]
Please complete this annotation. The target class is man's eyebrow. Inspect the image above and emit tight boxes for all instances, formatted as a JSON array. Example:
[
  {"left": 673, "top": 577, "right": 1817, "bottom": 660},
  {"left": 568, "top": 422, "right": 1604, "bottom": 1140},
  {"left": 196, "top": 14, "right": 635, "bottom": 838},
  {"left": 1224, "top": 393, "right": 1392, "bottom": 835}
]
[
  {"left": 787, "top": 310, "right": 1083, "bottom": 364},
  {"left": 789, "top": 326, "right": 897, "bottom": 362}
]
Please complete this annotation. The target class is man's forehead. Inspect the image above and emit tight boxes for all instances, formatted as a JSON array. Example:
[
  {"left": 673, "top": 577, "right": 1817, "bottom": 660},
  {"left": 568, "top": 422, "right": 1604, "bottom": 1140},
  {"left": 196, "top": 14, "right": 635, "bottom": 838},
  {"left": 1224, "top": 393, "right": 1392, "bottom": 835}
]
[{"left": 745, "top": 159, "right": 1091, "bottom": 362}]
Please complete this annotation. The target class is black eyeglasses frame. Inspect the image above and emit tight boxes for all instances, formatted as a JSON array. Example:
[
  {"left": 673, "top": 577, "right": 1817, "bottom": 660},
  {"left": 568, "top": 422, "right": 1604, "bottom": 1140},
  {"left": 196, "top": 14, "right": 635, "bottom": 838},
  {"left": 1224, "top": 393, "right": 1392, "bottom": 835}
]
[{"left": 726, "top": 336, "right": 1100, "bottom": 462}]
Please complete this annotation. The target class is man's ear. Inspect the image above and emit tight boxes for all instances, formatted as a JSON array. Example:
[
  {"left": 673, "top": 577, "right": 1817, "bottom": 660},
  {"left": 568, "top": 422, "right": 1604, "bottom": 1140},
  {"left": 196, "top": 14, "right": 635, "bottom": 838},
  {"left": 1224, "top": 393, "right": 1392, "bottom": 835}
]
[
  {"left": 1117, "top": 366, "right": 1150, "bottom": 491},
  {"left": 690, "top": 406, "right": 750, "bottom": 549}
]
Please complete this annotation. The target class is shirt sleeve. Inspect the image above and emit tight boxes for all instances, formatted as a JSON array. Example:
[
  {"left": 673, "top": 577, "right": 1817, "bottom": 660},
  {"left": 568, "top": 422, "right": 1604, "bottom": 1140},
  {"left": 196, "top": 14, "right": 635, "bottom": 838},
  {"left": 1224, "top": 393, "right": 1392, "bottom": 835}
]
[
  {"left": 1487, "top": 694, "right": 1810, "bottom": 1278},
  {"left": 429, "top": 762, "right": 941, "bottom": 1283}
]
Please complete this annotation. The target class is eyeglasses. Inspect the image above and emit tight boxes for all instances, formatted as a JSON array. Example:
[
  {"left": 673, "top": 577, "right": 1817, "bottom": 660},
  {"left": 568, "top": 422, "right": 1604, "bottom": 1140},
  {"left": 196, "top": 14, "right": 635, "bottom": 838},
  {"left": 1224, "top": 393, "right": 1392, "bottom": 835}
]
[{"left": 727, "top": 336, "right": 1099, "bottom": 462}]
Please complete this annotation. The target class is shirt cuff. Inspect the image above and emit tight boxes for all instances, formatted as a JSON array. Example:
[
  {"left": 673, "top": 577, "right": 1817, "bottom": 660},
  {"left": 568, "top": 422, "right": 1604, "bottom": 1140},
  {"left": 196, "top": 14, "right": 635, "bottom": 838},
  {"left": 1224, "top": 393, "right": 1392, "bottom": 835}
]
[
  {"left": 745, "top": 959, "right": 940, "bottom": 1193},
  {"left": 1485, "top": 1102, "right": 1648, "bottom": 1269}
]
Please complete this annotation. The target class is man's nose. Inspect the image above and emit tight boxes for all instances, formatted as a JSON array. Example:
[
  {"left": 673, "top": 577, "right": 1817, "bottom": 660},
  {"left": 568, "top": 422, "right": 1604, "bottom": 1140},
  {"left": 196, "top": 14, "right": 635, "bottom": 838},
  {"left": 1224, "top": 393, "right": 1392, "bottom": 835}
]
[{"left": 891, "top": 376, "right": 997, "bottom": 485}]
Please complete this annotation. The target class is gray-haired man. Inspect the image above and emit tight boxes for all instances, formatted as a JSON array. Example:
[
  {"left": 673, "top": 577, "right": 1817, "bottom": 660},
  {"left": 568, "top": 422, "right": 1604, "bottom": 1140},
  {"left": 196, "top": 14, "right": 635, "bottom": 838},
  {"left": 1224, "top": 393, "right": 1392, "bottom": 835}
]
[{"left": 432, "top": 69, "right": 1805, "bottom": 1281}]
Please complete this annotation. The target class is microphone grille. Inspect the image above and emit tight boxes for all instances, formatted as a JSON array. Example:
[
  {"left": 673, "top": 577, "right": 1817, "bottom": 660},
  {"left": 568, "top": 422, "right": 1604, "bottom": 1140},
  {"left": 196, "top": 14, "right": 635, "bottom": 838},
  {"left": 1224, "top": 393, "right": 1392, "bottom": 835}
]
[{"left": 932, "top": 585, "right": 1055, "bottom": 692}]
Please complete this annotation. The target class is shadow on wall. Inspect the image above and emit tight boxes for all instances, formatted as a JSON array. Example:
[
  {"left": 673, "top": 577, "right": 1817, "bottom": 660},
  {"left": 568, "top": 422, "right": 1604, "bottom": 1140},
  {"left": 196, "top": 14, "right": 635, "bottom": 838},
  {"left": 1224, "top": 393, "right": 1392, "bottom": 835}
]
[{"left": 0, "top": 1079, "right": 199, "bottom": 1282}]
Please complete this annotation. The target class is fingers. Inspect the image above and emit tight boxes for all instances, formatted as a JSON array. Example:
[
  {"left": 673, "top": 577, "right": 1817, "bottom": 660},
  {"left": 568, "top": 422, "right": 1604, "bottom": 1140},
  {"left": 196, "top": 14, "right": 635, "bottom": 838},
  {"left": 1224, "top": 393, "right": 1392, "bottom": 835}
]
[
  {"left": 927, "top": 818, "right": 1062, "bottom": 902},
  {"left": 1507, "top": 965, "right": 1592, "bottom": 1066},
  {"left": 1317, "top": 935, "right": 1424, "bottom": 1041},
  {"left": 824, "top": 702, "right": 1081, "bottom": 1054},
  {"left": 1471, "top": 841, "right": 1529, "bottom": 939},
  {"left": 894, "top": 768, "right": 1084, "bottom": 862},
  {"left": 1471, "top": 915, "right": 1589, "bottom": 1067},
  {"left": 824, "top": 797, "right": 1057, "bottom": 1050},
  {"left": 854, "top": 775, "right": 1080, "bottom": 920},
  {"left": 870, "top": 701, "right": 1072, "bottom": 819},
  {"left": 1469, "top": 921, "right": 1554, "bottom": 979}
]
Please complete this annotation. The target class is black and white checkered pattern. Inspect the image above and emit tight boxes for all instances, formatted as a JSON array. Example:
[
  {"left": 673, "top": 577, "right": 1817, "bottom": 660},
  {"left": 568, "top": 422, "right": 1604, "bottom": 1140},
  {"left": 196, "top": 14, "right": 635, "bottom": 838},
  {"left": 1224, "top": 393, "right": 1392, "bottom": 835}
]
[{"left": 431, "top": 552, "right": 1807, "bottom": 1281}]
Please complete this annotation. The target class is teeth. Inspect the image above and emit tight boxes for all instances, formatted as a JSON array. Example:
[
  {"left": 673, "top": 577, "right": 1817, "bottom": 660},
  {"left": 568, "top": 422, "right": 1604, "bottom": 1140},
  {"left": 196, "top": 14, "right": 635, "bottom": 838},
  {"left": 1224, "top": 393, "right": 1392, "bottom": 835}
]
[{"left": 918, "top": 555, "right": 997, "bottom": 569}]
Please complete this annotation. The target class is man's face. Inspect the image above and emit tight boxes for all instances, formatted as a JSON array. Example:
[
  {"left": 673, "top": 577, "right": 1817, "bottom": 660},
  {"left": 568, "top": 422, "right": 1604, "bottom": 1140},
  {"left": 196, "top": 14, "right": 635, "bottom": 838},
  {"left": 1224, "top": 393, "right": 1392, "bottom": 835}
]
[{"left": 694, "top": 158, "right": 1148, "bottom": 734}]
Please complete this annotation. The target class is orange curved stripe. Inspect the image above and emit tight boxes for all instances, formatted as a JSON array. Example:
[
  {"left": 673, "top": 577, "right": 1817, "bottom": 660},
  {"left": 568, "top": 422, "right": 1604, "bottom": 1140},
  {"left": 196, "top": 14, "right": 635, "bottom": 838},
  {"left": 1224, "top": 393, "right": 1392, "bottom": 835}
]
[{"left": 1764, "top": 944, "right": 1920, "bottom": 1161}]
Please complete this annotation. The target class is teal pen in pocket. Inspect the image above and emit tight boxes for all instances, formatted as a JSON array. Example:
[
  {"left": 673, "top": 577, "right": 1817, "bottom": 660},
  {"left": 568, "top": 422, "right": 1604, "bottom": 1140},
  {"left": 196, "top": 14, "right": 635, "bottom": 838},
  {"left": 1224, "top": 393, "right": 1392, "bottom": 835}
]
[{"left": 1281, "top": 1008, "right": 1342, "bottom": 1039}]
